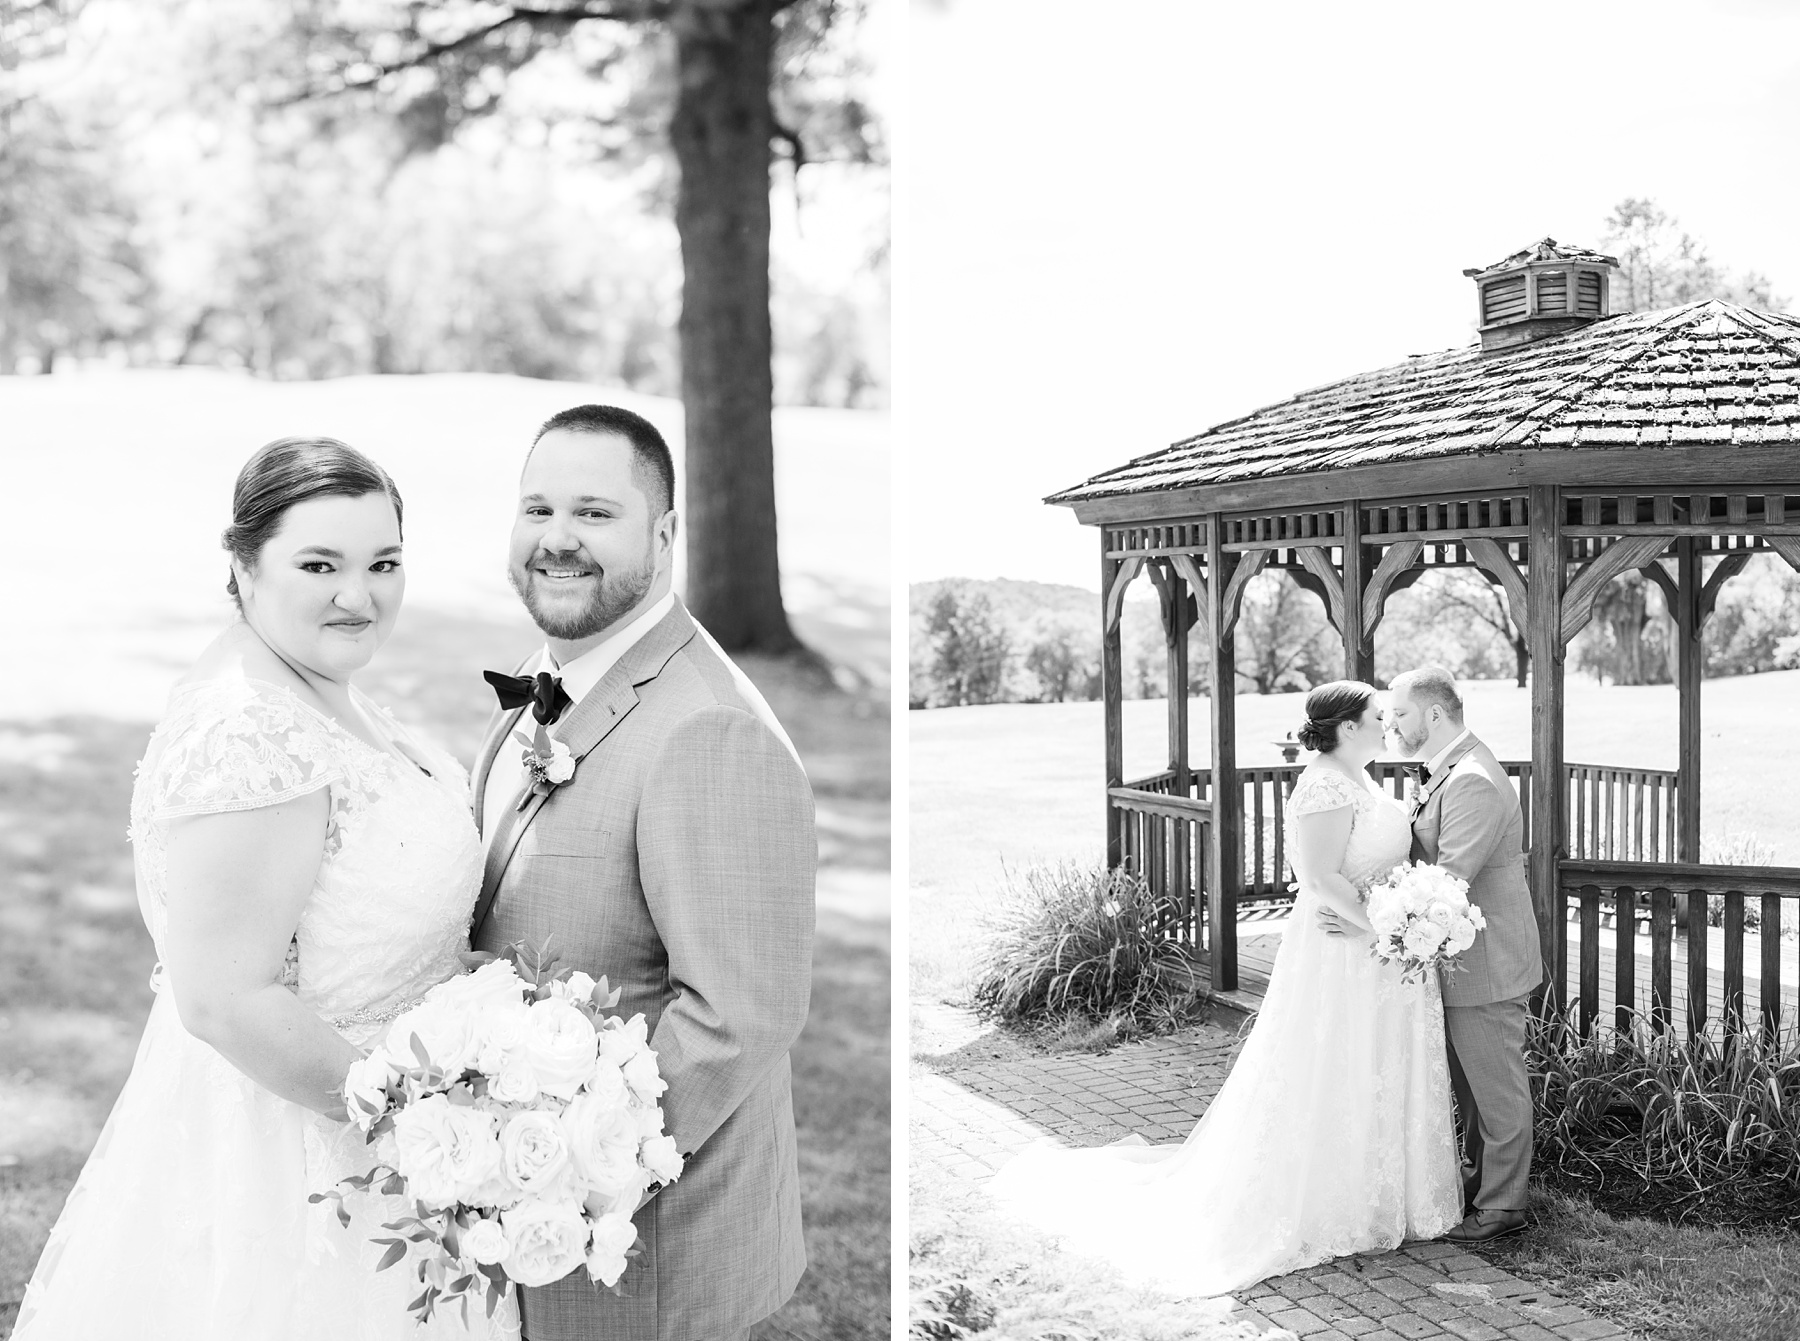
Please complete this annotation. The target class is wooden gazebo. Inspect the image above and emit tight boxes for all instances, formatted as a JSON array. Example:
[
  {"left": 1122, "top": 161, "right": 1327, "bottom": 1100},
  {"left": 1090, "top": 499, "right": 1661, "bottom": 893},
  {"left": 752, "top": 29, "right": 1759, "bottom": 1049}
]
[{"left": 1048, "top": 239, "right": 1800, "bottom": 1039}]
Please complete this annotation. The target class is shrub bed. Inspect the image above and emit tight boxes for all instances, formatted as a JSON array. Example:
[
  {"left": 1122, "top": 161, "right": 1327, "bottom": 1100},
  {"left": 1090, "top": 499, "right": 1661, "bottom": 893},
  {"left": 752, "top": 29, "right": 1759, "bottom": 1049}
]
[
  {"left": 1529, "top": 1007, "right": 1800, "bottom": 1228},
  {"left": 968, "top": 863, "right": 1200, "bottom": 1035}
]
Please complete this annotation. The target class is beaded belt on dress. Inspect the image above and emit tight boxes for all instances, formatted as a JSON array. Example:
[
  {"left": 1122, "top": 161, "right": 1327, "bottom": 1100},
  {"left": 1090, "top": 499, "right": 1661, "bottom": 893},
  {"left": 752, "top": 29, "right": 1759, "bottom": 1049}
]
[{"left": 328, "top": 993, "right": 431, "bottom": 1032}]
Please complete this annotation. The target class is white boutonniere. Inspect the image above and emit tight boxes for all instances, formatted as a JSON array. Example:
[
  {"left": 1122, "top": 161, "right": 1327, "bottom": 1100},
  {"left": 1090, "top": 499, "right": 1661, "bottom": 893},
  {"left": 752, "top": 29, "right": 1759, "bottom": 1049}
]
[
  {"left": 1404, "top": 774, "right": 1423, "bottom": 821},
  {"left": 513, "top": 722, "right": 577, "bottom": 810}
]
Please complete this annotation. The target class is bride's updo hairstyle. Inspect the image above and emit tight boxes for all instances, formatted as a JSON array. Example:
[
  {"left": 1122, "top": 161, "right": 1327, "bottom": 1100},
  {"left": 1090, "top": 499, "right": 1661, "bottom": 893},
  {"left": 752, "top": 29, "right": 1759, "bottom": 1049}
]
[
  {"left": 1295, "top": 680, "right": 1377, "bottom": 754},
  {"left": 221, "top": 436, "right": 404, "bottom": 609}
]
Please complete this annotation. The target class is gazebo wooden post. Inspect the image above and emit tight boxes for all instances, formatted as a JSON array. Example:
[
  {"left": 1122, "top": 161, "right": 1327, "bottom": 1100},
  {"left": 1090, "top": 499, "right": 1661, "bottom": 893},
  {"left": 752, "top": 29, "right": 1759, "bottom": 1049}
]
[
  {"left": 1674, "top": 536, "right": 1702, "bottom": 864},
  {"left": 1342, "top": 501, "right": 1375, "bottom": 683},
  {"left": 1101, "top": 536, "right": 1125, "bottom": 869},
  {"left": 1205, "top": 518, "right": 1240, "bottom": 990},
  {"left": 1164, "top": 566, "right": 1191, "bottom": 793},
  {"left": 1164, "top": 566, "right": 1193, "bottom": 931},
  {"left": 1527, "top": 484, "right": 1566, "bottom": 1012}
]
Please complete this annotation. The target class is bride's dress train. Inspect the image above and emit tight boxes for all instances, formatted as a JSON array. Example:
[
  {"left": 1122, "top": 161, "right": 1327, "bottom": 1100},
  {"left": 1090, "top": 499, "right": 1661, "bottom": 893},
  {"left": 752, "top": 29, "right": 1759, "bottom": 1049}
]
[
  {"left": 989, "top": 767, "right": 1462, "bottom": 1297},
  {"left": 14, "top": 676, "right": 520, "bottom": 1340}
]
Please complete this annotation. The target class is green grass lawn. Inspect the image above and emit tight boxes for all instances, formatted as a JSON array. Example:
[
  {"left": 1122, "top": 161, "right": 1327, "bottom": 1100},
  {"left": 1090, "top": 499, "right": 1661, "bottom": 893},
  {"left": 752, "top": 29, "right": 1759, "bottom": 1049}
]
[{"left": 0, "top": 607, "right": 889, "bottom": 1341}]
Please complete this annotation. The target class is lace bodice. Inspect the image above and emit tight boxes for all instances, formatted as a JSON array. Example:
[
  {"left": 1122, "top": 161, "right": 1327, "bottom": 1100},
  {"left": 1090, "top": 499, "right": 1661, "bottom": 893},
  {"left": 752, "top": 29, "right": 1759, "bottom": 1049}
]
[
  {"left": 1284, "top": 766, "right": 1412, "bottom": 896},
  {"left": 128, "top": 675, "right": 483, "bottom": 1042}
]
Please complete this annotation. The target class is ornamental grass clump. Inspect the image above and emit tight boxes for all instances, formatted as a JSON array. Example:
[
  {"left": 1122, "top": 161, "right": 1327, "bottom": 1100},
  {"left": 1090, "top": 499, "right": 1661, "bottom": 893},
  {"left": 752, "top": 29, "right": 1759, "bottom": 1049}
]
[
  {"left": 969, "top": 863, "right": 1197, "bottom": 1030},
  {"left": 1530, "top": 1007, "right": 1800, "bottom": 1207}
]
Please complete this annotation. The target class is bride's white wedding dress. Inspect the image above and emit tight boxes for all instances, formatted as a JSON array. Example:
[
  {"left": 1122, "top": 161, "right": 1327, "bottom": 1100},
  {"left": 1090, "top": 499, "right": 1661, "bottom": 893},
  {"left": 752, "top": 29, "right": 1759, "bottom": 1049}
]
[
  {"left": 14, "top": 675, "right": 521, "bottom": 1340},
  {"left": 989, "top": 766, "right": 1462, "bottom": 1296}
]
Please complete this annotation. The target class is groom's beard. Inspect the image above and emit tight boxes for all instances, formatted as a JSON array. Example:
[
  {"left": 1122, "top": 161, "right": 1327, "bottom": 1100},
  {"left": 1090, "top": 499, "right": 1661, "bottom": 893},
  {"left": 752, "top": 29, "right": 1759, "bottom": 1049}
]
[
  {"left": 510, "top": 546, "right": 657, "bottom": 640},
  {"left": 1392, "top": 724, "right": 1429, "bottom": 757}
]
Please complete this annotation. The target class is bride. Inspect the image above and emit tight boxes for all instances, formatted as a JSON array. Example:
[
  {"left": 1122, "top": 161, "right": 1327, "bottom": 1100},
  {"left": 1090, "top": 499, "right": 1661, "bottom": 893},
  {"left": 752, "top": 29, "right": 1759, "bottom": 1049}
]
[
  {"left": 14, "top": 438, "right": 518, "bottom": 1339},
  {"left": 989, "top": 680, "right": 1462, "bottom": 1296}
]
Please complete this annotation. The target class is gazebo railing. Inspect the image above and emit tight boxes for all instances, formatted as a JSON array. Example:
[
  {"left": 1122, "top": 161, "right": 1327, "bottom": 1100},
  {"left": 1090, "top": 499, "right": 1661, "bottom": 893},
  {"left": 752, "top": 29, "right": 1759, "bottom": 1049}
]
[
  {"left": 1109, "top": 786, "right": 1209, "bottom": 949},
  {"left": 1123, "top": 760, "right": 1674, "bottom": 900},
  {"left": 1559, "top": 860, "right": 1800, "bottom": 1044}
]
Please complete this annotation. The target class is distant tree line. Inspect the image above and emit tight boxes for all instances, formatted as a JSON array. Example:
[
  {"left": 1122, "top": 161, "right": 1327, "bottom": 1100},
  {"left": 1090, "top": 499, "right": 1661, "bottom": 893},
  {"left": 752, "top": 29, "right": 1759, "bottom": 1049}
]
[{"left": 911, "top": 556, "right": 1800, "bottom": 709}]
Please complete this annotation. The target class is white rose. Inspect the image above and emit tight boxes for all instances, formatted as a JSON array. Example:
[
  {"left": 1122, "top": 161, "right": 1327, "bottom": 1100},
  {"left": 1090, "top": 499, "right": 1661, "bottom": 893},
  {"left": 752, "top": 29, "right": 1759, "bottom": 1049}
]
[
  {"left": 583, "top": 1060, "right": 630, "bottom": 1110},
  {"left": 639, "top": 1133, "right": 684, "bottom": 1185},
  {"left": 462, "top": 1216, "right": 510, "bottom": 1266},
  {"left": 561, "top": 1089, "right": 644, "bottom": 1203},
  {"left": 1425, "top": 902, "right": 1457, "bottom": 929},
  {"left": 621, "top": 1050, "right": 668, "bottom": 1104},
  {"left": 554, "top": 971, "right": 599, "bottom": 1007},
  {"left": 630, "top": 1100, "right": 665, "bottom": 1141},
  {"left": 500, "top": 1110, "right": 574, "bottom": 1196},
  {"left": 544, "top": 740, "right": 577, "bottom": 784},
  {"left": 487, "top": 1052, "right": 542, "bottom": 1106},
  {"left": 385, "top": 1000, "right": 477, "bottom": 1077},
  {"left": 472, "top": 1000, "right": 533, "bottom": 1075},
  {"left": 523, "top": 999, "right": 599, "bottom": 1100},
  {"left": 595, "top": 1014, "right": 651, "bottom": 1069},
  {"left": 391, "top": 1095, "right": 502, "bottom": 1208},
  {"left": 1402, "top": 921, "right": 1448, "bottom": 959},
  {"left": 1444, "top": 921, "right": 1478, "bottom": 955},
  {"left": 426, "top": 958, "right": 529, "bottom": 1014},
  {"left": 584, "top": 1211, "right": 639, "bottom": 1288},
  {"left": 500, "top": 1198, "right": 590, "bottom": 1287},
  {"left": 343, "top": 1052, "right": 395, "bottom": 1127}
]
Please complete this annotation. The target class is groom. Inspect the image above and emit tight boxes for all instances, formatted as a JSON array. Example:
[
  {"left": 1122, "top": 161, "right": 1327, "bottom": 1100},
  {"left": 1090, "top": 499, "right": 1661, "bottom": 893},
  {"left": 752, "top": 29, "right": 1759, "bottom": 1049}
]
[
  {"left": 1386, "top": 666, "right": 1541, "bottom": 1243},
  {"left": 470, "top": 404, "right": 817, "bottom": 1341}
]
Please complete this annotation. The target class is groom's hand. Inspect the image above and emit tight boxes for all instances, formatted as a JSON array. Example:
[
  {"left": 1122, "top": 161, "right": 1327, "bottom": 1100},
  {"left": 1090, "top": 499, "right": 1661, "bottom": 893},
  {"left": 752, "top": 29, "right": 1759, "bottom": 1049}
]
[{"left": 1316, "top": 908, "right": 1350, "bottom": 937}]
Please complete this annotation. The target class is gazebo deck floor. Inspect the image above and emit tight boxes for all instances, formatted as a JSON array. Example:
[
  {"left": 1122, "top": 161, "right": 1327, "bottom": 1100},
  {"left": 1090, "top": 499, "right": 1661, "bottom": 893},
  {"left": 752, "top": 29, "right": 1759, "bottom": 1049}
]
[{"left": 1185, "top": 908, "right": 1800, "bottom": 1035}]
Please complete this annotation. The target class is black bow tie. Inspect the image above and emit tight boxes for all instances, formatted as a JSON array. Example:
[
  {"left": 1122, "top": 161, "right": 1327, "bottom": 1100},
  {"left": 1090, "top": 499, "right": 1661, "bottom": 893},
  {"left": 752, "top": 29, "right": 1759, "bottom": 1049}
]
[
  {"left": 484, "top": 670, "right": 573, "bottom": 726},
  {"left": 1415, "top": 764, "right": 1432, "bottom": 784}
]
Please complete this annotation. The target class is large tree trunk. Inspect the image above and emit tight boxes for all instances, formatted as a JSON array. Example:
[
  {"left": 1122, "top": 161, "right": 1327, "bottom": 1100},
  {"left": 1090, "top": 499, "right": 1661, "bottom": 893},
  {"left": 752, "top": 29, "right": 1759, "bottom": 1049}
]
[{"left": 669, "top": 0, "right": 799, "bottom": 653}]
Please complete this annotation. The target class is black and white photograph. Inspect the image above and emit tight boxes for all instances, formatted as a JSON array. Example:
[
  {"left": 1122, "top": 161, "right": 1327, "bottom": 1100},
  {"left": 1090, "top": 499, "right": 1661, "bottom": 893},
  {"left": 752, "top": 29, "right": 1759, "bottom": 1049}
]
[
  {"left": 908, "top": 4, "right": 1800, "bottom": 1339},
  {"left": 0, "top": 2, "right": 889, "bottom": 1338}
]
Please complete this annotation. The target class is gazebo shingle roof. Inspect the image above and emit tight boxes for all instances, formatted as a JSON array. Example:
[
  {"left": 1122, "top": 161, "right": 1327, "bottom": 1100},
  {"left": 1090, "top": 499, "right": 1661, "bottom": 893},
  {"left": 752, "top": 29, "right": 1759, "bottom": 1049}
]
[{"left": 1049, "top": 300, "right": 1800, "bottom": 505}]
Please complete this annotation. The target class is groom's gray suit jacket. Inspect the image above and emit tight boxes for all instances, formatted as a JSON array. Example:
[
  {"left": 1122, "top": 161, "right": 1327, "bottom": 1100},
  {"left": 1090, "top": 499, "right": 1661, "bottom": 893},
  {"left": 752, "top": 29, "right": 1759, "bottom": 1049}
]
[
  {"left": 1409, "top": 734, "right": 1541, "bottom": 1007},
  {"left": 471, "top": 598, "right": 816, "bottom": 1341}
]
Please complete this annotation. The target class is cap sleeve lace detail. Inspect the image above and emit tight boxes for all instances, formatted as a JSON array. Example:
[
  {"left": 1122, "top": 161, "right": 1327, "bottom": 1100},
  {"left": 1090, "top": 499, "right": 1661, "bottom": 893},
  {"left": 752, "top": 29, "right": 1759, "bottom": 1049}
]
[
  {"left": 1288, "top": 768, "right": 1360, "bottom": 817},
  {"left": 145, "top": 679, "right": 342, "bottom": 820}
]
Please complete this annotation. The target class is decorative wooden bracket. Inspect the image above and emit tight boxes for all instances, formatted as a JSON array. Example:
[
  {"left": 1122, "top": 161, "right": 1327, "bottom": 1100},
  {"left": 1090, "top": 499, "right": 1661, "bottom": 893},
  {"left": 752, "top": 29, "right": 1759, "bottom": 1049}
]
[
  {"left": 1560, "top": 536, "right": 1671, "bottom": 645},
  {"left": 1362, "top": 540, "right": 1424, "bottom": 637},
  {"left": 1103, "top": 555, "right": 1144, "bottom": 636},
  {"left": 1464, "top": 538, "right": 1529, "bottom": 637},
  {"left": 1170, "top": 553, "right": 1211, "bottom": 643},
  {"left": 1293, "top": 545, "right": 1345, "bottom": 633},
  {"left": 1219, "top": 549, "right": 1269, "bottom": 641},
  {"left": 1767, "top": 536, "right": 1800, "bottom": 577},
  {"left": 1637, "top": 558, "right": 1677, "bottom": 610},
  {"left": 1145, "top": 560, "right": 1199, "bottom": 646},
  {"left": 1697, "top": 552, "right": 1752, "bottom": 632}
]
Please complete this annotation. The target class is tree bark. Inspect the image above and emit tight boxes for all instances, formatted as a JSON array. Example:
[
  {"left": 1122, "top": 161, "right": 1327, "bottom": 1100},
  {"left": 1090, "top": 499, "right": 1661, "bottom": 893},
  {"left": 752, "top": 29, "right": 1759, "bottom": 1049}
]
[{"left": 669, "top": 0, "right": 799, "bottom": 652}]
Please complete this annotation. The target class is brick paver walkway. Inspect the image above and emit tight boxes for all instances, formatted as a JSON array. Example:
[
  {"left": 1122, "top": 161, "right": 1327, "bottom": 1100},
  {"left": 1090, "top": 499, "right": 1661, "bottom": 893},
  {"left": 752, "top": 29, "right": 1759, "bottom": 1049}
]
[{"left": 914, "top": 1006, "right": 1636, "bottom": 1341}]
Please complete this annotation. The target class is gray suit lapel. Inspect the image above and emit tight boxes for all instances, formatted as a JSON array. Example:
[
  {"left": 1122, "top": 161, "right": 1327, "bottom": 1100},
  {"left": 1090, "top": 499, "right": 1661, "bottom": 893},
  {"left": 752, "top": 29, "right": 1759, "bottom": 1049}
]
[
  {"left": 1418, "top": 733, "right": 1481, "bottom": 812},
  {"left": 470, "top": 601, "right": 699, "bottom": 938}
]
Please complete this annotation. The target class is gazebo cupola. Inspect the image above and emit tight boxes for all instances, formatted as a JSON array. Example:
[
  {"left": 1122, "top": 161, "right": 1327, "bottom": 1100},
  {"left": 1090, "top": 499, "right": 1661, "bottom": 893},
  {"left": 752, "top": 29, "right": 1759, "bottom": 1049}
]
[{"left": 1464, "top": 237, "right": 1619, "bottom": 351}]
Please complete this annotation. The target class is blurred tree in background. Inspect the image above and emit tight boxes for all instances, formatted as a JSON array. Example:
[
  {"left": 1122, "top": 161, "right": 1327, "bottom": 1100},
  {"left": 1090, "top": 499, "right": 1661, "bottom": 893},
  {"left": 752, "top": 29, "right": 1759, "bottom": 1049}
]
[{"left": 1, "top": 0, "right": 887, "bottom": 651}]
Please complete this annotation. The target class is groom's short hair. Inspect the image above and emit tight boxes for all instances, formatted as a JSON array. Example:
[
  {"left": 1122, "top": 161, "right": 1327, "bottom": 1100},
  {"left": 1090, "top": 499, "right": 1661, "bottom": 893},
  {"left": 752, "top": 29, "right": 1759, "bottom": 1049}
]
[
  {"left": 531, "top": 404, "right": 676, "bottom": 515},
  {"left": 1391, "top": 665, "right": 1464, "bottom": 724}
]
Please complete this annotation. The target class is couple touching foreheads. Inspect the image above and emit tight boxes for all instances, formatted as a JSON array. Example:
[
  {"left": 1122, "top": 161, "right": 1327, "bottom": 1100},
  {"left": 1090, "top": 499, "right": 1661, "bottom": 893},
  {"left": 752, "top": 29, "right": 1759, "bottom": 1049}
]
[
  {"left": 16, "top": 406, "right": 816, "bottom": 1341},
  {"left": 993, "top": 668, "right": 1543, "bottom": 1297}
]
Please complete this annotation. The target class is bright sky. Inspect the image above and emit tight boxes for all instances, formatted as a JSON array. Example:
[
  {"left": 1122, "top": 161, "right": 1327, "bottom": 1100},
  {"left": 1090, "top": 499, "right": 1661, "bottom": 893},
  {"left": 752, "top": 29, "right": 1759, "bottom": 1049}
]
[{"left": 903, "top": 0, "right": 1800, "bottom": 590}]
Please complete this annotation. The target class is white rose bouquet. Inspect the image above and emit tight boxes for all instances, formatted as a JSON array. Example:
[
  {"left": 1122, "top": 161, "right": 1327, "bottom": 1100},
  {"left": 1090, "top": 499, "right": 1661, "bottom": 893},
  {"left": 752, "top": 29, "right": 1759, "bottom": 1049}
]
[
  {"left": 1363, "top": 862, "right": 1487, "bottom": 985},
  {"left": 310, "top": 940, "right": 683, "bottom": 1326}
]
